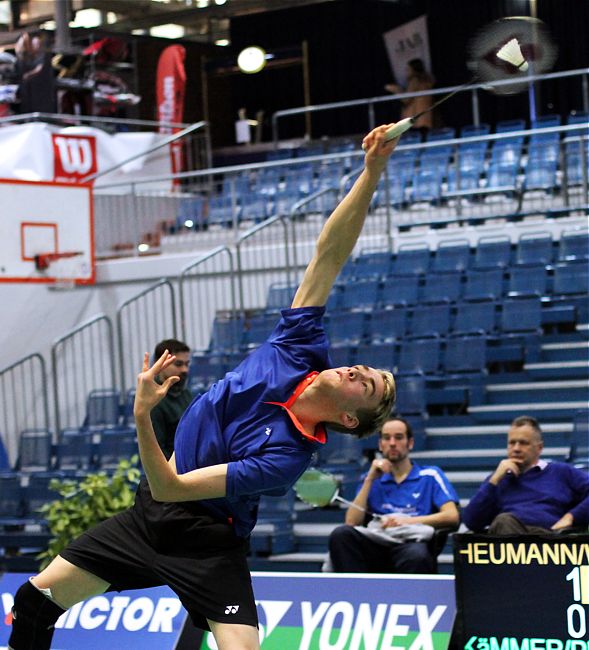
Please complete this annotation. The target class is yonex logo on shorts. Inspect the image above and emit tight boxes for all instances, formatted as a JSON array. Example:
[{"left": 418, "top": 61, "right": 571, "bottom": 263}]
[
  {"left": 224, "top": 604, "right": 240, "bottom": 614},
  {"left": 265, "top": 427, "right": 272, "bottom": 436}
]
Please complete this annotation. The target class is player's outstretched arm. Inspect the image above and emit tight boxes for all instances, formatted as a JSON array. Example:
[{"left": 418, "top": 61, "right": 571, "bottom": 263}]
[
  {"left": 291, "top": 124, "right": 399, "bottom": 309},
  {"left": 134, "top": 351, "right": 228, "bottom": 502}
]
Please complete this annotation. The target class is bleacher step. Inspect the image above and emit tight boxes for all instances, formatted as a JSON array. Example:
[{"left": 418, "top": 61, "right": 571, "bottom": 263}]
[{"left": 426, "top": 422, "right": 573, "bottom": 436}]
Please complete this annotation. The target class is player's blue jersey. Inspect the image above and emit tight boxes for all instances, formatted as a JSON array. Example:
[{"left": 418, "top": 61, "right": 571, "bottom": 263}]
[
  {"left": 363, "top": 463, "right": 459, "bottom": 516},
  {"left": 174, "top": 306, "right": 329, "bottom": 537}
]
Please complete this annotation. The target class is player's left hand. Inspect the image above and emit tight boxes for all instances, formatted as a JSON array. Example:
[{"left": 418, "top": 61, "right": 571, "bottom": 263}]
[
  {"left": 134, "top": 350, "right": 180, "bottom": 417},
  {"left": 381, "top": 514, "right": 413, "bottom": 528}
]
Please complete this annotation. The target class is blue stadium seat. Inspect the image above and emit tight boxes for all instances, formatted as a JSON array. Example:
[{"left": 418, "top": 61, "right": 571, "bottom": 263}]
[
  {"left": 329, "top": 345, "right": 355, "bottom": 368},
  {"left": 326, "top": 284, "right": 343, "bottom": 311},
  {"left": 85, "top": 389, "right": 121, "bottom": 429},
  {"left": 326, "top": 310, "right": 368, "bottom": 345},
  {"left": 446, "top": 168, "right": 482, "bottom": 194},
  {"left": 473, "top": 235, "right": 512, "bottom": 269},
  {"left": 96, "top": 429, "right": 138, "bottom": 471},
  {"left": 422, "top": 271, "right": 463, "bottom": 303},
  {"left": 55, "top": 429, "right": 94, "bottom": 472},
  {"left": 552, "top": 260, "right": 589, "bottom": 296},
  {"left": 523, "top": 161, "right": 558, "bottom": 192},
  {"left": 486, "top": 162, "right": 518, "bottom": 194},
  {"left": 397, "top": 337, "right": 442, "bottom": 375},
  {"left": 240, "top": 196, "right": 268, "bottom": 223},
  {"left": 368, "top": 307, "right": 407, "bottom": 342},
  {"left": 16, "top": 429, "right": 53, "bottom": 473},
  {"left": 24, "top": 473, "right": 63, "bottom": 518},
  {"left": 208, "top": 195, "right": 241, "bottom": 228},
  {"left": 444, "top": 334, "right": 487, "bottom": 375},
  {"left": 463, "top": 268, "right": 504, "bottom": 300},
  {"left": 500, "top": 296, "right": 543, "bottom": 334},
  {"left": 507, "top": 264, "right": 547, "bottom": 297},
  {"left": 380, "top": 274, "right": 420, "bottom": 306},
  {"left": 339, "top": 278, "right": 380, "bottom": 311},
  {"left": 531, "top": 114, "right": 561, "bottom": 130},
  {"left": 375, "top": 176, "right": 408, "bottom": 209},
  {"left": 432, "top": 240, "right": 471, "bottom": 272},
  {"left": 496, "top": 119, "right": 526, "bottom": 133},
  {"left": 189, "top": 353, "right": 226, "bottom": 392},
  {"left": 514, "top": 232, "right": 553, "bottom": 266},
  {"left": 453, "top": 299, "right": 497, "bottom": 335},
  {"left": 0, "top": 475, "right": 24, "bottom": 523},
  {"left": 209, "top": 314, "right": 245, "bottom": 352},
  {"left": 390, "top": 245, "right": 430, "bottom": 275},
  {"left": 393, "top": 373, "right": 426, "bottom": 416},
  {"left": 558, "top": 230, "right": 589, "bottom": 262},
  {"left": 460, "top": 124, "right": 491, "bottom": 138},
  {"left": 355, "top": 342, "right": 396, "bottom": 373},
  {"left": 411, "top": 169, "right": 444, "bottom": 203},
  {"left": 354, "top": 251, "right": 393, "bottom": 279},
  {"left": 265, "top": 282, "right": 298, "bottom": 312},
  {"left": 427, "top": 127, "right": 456, "bottom": 141},
  {"left": 411, "top": 303, "right": 452, "bottom": 337}
]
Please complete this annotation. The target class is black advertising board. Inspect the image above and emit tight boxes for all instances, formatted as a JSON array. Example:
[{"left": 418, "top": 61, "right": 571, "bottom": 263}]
[{"left": 453, "top": 533, "right": 589, "bottom": 648}]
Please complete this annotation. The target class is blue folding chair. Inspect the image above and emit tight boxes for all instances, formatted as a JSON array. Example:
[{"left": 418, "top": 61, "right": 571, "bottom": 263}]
[
  {"left": 444, "top": 334, "right": 487, "bottom": 375},
  {"left": 432, "top": 240, "right": 471, "bottom": 272},
  {"left": 473, "top": 236, "right": 512, "bottom": 269},
  {"left": 209, "top": 314, "right": 245, "bottom": 352},
  {"left": 411, "top": 303, "right": 452, "bottom": 337},
  {"left": 368, "top": 307, "right": 408, "bottom": 342},
  {"left": 390, "top": 245, "right": 431, "bottom": 275},
  {"left": 393, "top": 373, "right": 427, "bottom": 416},
  {"left": 380, "top": 274, "right": 420, "bottom": 306},
  {"left": 558, "top": 230, "right": 589, "bottom": 262},
  {"left": 463, "top": 268, "right": 504, "bottom": 300},
  {"left": 552, "top": 261, "right": 589, "bottom": 296},
  {"left": 500, "top": 296, "right": 543, "bottom": 335},
  {"left": 55, "top": 429, "right": 94, "bottom": 472},
  {"left": 507, "top": 265, "right": 547, "bottom": 297},
  {"left": 326, "top": 310, "right": 368, "bottom": 346},
  {"left": 339, "top": 278, "right": 380, "bottom": 311},
  {"left": 397, "top": 337, "right": 442, "bottom": 375},
  {"left": 355, "top": 250, "right": 393, "bottom": 279},
  {"left": 16, "top": 429, "right": 53, "bottom": 473},
  {"left": 514, "top": 232, "right": 554, "bottom": 266},
  {"left": 356, "top": 342, "right": 396, "bottom": 373},
  {"left": 265, "top": 283, "right": 298, "bottom": 312},
  {"left": 453, "top": 299, "right": 497, "bottom": 335},
  {"left": 85, "top": 389, "right": 121, "bottom": 429},
  {"left": 422, "top": 271, "right": 463, "bottom": 303}
]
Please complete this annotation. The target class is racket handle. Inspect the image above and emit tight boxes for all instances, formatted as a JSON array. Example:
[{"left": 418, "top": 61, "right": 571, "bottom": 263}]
[{"left": 383, "top": 117, "right": 414, "bottom": 141}]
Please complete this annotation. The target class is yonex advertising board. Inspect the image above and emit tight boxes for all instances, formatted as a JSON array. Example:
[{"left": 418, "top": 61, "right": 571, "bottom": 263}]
[{"left": 1, "top": 572, "right": 455, "bottom": 649}]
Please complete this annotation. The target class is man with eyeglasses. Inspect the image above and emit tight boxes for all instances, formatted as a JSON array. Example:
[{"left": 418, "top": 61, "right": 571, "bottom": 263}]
[{"left": 150, "top": 338, "right": 193, "bottom": 459}]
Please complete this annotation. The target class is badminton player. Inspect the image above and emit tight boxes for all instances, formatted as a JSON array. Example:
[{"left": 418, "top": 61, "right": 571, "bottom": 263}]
[{"left": 9, "top": 124, "right": 399, "bottom": 650}]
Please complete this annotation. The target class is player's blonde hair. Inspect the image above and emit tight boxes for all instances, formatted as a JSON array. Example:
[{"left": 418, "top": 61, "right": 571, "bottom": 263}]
[{"left": 328, "top": 369, "right": 396, "bottom": 439}]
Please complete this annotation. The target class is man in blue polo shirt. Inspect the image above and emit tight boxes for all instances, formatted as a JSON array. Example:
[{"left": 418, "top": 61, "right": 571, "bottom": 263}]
[
  {"left": 328, "top": 417, "right": 460, "bottom": 573},
  {"left": 10, "top": 124, "right": 399, "bottom": 650}
]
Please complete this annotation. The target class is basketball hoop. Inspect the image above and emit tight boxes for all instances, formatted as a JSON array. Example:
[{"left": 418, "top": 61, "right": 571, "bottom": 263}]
[{"left": 34, "top": 251, "right": 83, "bottom": 291}]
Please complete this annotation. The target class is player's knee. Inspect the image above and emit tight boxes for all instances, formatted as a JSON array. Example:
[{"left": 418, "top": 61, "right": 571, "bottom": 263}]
[
  {"left": 8, "top": 579, "right": 66, "bottom": 650},
  {"left": 328, "top": 524, "right": 356, "bottom": 549}
]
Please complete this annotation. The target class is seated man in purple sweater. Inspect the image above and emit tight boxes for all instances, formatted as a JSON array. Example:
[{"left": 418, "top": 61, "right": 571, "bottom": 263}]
[{"left": 462, "top": 415, "right": 589, "bottom": 534}]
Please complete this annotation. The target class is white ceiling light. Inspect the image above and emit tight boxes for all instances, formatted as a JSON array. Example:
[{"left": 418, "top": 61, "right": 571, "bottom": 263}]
[
  {"left": 237, "top": 46, "right": 267, "bottom": 74},
  {"left": 150, "top": 23, "right": 185, "bottom": 39},
  {"left": 215, "top": 38, "right": 230, "bottom": 46},
  {"left": 69, "top": 8, "right": 101, "bottom": 28},
  {"left": 215, "top": 0, "right": 228, "bottom": 5}
]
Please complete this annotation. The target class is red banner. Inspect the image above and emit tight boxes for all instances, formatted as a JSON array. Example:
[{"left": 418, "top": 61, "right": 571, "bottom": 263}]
[
  {"left": 156, "top": 45, "right": 186, "bottom": 179},
  {"left": 52, "top": 134, "right": 97, "bottom": 184}
]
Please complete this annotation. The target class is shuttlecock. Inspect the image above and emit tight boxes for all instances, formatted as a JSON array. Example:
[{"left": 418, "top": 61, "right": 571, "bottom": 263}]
[{"left": 496, "top": 38, "right": 529, "bottom": 71}]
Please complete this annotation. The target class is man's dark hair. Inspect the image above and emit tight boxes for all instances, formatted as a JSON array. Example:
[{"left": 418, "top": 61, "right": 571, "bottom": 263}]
[
  {"left": 381, "top": 416, "right": 413, "bottom": 440},
  {"left": 154, "top": 338, "right": 190, "bottom": 359},
  {"left": 511, "top": 415, "right": 543, "bottom": 439}
]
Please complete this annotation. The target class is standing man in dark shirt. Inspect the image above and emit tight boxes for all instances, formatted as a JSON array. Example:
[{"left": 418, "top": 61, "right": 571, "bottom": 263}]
[{"left": 150, "top": 338, "right": 193, "bottom": 459}]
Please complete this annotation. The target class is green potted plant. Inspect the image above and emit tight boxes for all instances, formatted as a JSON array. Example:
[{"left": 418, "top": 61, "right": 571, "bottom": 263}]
[{"left": 37, "top": 457, "right": 141, "bottom": 570}]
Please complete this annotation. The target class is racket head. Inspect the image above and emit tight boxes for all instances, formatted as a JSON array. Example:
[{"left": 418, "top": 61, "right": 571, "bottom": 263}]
[
  {"left": 468, "top": 16, "right": 558, "bottom": 95},
  {"left": 293, "top": 468, "right": 340, "bottom": 507}
]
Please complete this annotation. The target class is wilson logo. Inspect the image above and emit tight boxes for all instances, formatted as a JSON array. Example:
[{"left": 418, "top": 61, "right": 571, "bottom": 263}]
[{"left": 52, "top": 134, "right": 97, "bottom": 182}]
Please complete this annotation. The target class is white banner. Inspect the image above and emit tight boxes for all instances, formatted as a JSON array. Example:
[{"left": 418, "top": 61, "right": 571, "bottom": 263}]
[
  {"left": 382, "top": 15, "right": 431, "bottom": 87},
  {"left": 0, "top": 123, "right": 173, "bottom": 191}
]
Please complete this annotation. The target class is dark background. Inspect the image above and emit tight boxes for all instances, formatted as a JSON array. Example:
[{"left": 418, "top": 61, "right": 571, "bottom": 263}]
[{"left": 135, "top": 0, "right": 589, "bottom": 147}]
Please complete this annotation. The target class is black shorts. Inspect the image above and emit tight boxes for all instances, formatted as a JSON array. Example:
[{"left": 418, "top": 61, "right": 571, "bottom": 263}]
[{"left": 60, "top": 479, "right": 258, "bottom": 631}]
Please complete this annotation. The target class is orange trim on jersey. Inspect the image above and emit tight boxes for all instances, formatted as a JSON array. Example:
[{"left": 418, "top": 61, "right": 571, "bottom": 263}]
[{"left": 266, "top": 371, "right": 327, "bottom": 444}]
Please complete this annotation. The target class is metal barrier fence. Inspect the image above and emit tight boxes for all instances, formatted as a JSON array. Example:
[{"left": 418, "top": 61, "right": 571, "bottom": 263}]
[
  {"left": 116, "top": 279, "right": 178, "bottom": 392},
  {"left": 51, "top": 315, "right": 116, "bottom": 434},
  {"left": 271, "top": 67, "right": 589, "bottom": 144},
  {"left": 179, "top": 246, "right": 236, "bottom": 351},
  {"left": 0, "top": 353, "right": 50, "bottom": 464},
  {"left": 235, "top": 215, "right": 292, "bottom": 314}
]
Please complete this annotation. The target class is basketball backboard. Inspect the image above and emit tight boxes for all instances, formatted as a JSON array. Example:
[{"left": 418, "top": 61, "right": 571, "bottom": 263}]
[{"left": 0, "top": 179, "right": 95, "bottom": 285}]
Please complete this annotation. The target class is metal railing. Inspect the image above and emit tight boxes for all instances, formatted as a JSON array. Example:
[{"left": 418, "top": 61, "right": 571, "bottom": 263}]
[
  {"left": 116, "top": 280, "right": 177, "bottom": 391},
  {"left": 271, "top": 67, "right": 589, "bottom": 144},
  {"left": 0, "top": 353, "right": 50, "bottom": 464},
  {"left": 235, "top": 215, "right": 292, "bottom": 314},
  {"left": 51, "top": 315, "right": 116, "bottom": 434},
  {"left": 179, "top": 246, "right": 236, "bottom": 351}
]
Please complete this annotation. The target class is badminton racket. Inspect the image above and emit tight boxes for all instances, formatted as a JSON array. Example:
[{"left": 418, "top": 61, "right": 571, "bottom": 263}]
[
  {"left": 294, "top": 468, "right": 383, "bottom": 520},
  {"left": 377, "top": 16, "right": 557, "bottom": 144}
]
